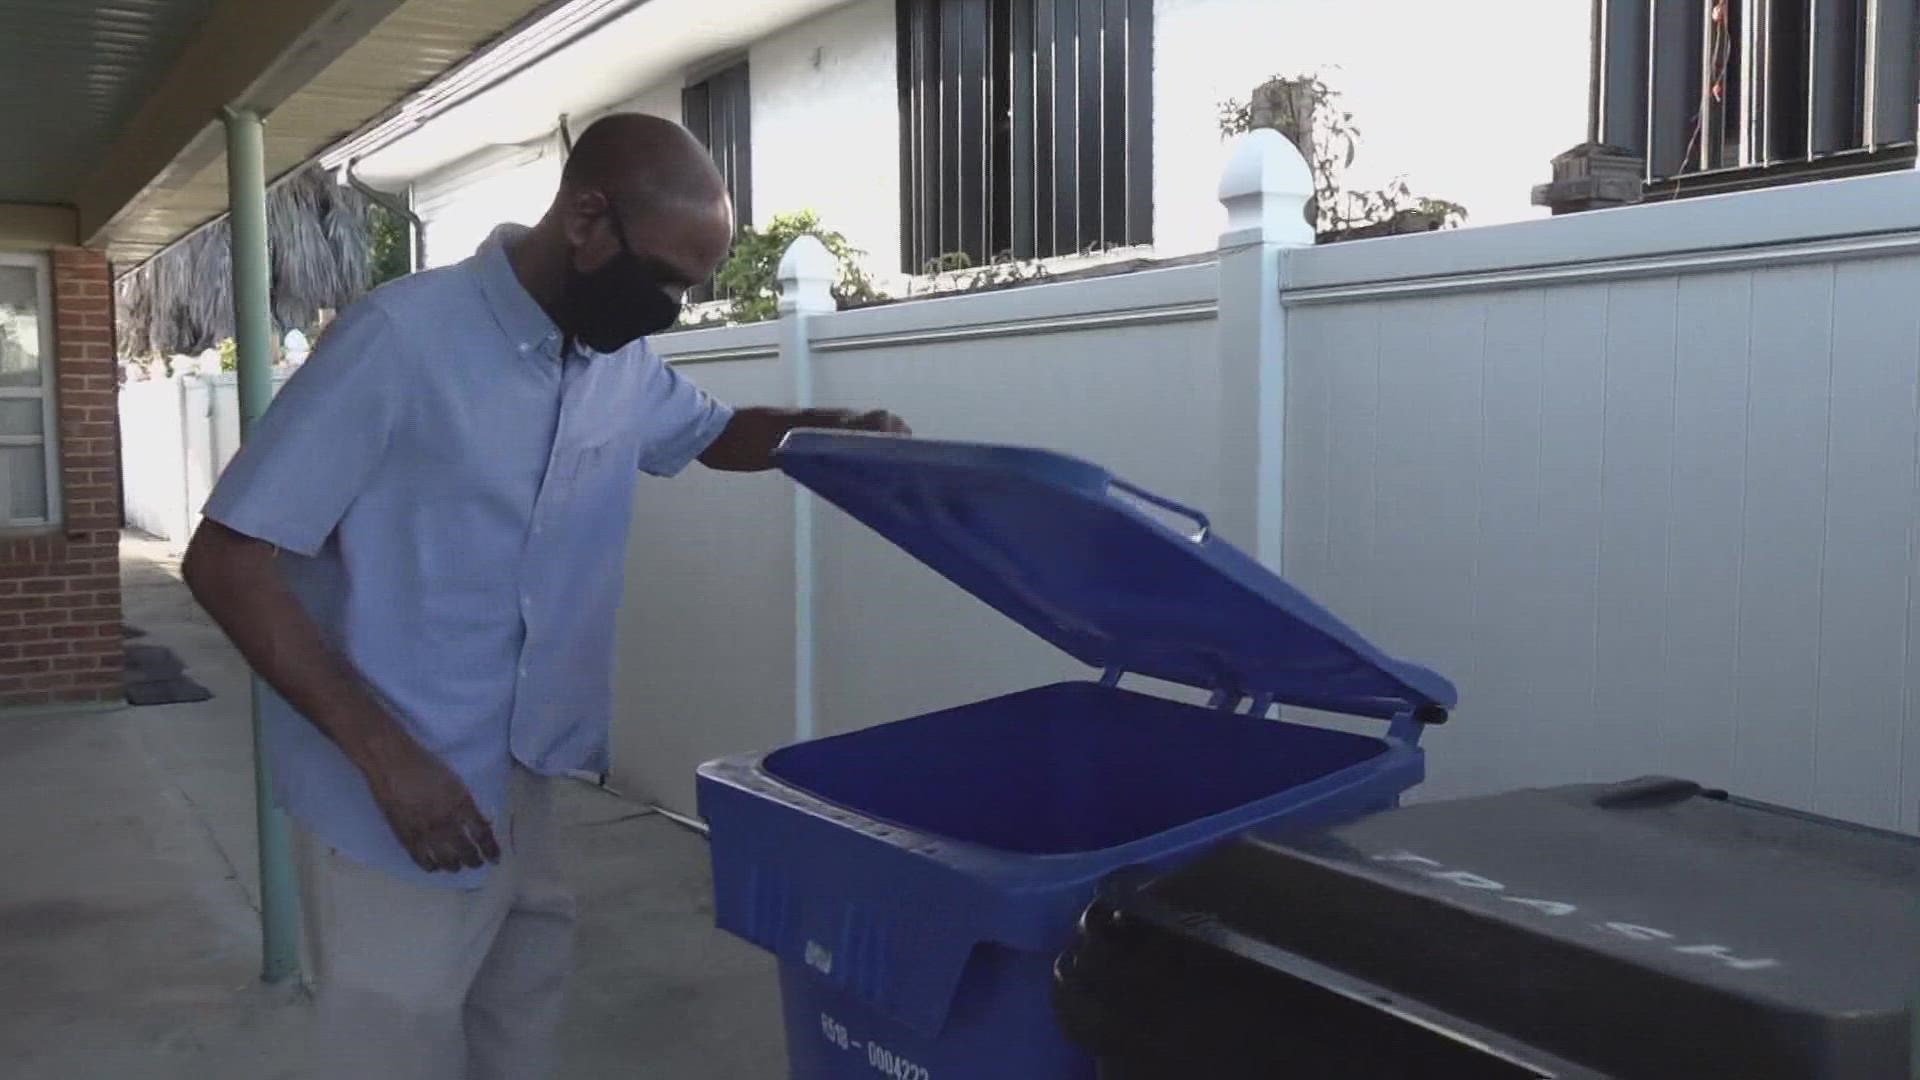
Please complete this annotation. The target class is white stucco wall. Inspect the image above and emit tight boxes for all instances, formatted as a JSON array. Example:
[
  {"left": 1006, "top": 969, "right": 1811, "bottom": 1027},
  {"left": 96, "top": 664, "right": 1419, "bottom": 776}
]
[
  {"left": 416, "top": 4, "right": 900, "bottom": 264},
  {"left": 748, "top": 0, "right": 901, "bottom": 270},
  {"left": 598, "top": 81, "right": 685, "bottom": 133},
  {"left": 722, "top": 0, "right": 1590, "bottom": 264},
  {"left": 414, "top": 137, "right": 566, "bottom": 269},
  {"left": 1151, "top": 0, "right": 1591, "bottom": 255},
  {"left": 404, "top": 0, "right": 1590, "bottom": 274}
]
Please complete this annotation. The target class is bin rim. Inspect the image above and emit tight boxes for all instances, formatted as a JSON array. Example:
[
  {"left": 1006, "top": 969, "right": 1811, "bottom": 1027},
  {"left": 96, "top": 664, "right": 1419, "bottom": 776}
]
[
  {"left": 1054, "top": 884, "right": 1611, "bottom": 1080},
  {"left": 699, "top": 707, "right": 1425, "bottom": 888}
]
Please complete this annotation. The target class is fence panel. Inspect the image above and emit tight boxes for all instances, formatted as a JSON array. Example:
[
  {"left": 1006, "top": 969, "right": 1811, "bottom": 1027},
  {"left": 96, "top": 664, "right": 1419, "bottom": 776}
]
[
  {"left": 117, "top": 371, "right": 291, "bottom": 544},
  {"left": 1282, "top": 173, "right": 1920, "bottom": 830},
  {"left": 117, "top": 378, "right": 189, "bottom": 542},
  {"left": 610, "top": 326, "right": 796, "bottom": 812}
]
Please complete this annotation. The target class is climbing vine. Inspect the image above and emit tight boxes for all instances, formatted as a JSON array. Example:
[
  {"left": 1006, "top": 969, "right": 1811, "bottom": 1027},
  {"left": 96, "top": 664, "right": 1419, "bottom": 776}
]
[
  {"left": 706, "top": 211, "right": 882, "bottom": 325},
  {"left": 1220, "top": 75, "right": 1467, "bottom": 240}
]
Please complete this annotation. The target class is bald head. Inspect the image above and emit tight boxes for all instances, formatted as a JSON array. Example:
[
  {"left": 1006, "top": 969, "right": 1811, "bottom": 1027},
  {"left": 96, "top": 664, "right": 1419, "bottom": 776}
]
[
  {"left": 560, "top": 113, "right": 727, "bottom": 221},
  {"left": 532, "top": 112, "right": 737, "bottom": 315}
]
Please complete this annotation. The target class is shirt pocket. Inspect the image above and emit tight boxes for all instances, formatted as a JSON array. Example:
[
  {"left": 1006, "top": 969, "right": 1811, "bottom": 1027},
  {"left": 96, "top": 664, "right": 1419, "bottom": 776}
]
[{"left": 559, "top": 440, "right": 637, "bottom": 509}]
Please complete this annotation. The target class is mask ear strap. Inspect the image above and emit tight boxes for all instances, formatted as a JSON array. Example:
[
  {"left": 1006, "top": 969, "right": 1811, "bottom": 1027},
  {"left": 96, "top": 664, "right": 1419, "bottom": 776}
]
[{"left": 603, "top": 198, "right": 638, "bottom": 257}]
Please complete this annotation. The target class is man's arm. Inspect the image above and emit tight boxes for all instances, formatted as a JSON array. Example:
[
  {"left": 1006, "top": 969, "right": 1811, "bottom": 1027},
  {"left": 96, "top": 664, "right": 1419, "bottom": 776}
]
[
  {"left": 698, "top": 406, "right": 911, "bottom": 473},
  {"left": 182, "top": 522, "right": 500, "bottom": 873}
]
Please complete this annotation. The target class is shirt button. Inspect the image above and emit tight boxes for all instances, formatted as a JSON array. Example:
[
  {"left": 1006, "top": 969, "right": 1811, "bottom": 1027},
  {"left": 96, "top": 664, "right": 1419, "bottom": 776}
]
[{"left": 518, "top": 342, "right": 531, "bottom": 353}]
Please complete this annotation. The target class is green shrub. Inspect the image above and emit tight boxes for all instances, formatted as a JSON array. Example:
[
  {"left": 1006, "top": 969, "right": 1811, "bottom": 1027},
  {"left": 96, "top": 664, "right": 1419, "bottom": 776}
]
[{"left": 709, "top": 211, "right": 881, "bottom": 324}]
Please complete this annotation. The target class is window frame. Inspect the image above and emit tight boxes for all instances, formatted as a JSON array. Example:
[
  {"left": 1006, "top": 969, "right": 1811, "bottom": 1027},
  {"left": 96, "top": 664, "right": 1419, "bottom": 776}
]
[{"left": 0, "top": 251, "right": 61, "bottom": 531}]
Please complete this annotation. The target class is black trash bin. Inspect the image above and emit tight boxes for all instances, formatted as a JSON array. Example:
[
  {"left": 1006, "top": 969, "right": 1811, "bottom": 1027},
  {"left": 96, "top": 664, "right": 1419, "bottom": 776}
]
[{"left": 1054, "top": 777, "right": 1919, "bottom": 1080}]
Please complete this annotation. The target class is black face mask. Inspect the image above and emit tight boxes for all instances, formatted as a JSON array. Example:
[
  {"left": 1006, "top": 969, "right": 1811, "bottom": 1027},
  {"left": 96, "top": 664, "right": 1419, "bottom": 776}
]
[{"left": 559, "top": 204, "right": 683, "bottom": 354}]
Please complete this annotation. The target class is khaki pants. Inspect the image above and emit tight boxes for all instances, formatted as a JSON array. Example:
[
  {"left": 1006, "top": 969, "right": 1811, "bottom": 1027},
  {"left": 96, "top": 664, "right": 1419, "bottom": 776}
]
[{"left": 295, "top": 767, "right": 576, "bottom": 1080}]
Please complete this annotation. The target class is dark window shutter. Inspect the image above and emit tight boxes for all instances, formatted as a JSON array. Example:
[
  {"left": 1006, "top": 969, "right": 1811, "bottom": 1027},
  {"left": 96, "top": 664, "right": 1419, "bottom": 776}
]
[
  {"left": 683, "top": 61, "right": 752, "bottom": 301},
  {"left": 897, "top": 0, "right": 1152, "bottom": 273},
  {"left": 682, "top": 82, "right": 712, "bottom": 154},
  {"left": 1608, "top": 0, "right": 1916, "bottom": 194}
]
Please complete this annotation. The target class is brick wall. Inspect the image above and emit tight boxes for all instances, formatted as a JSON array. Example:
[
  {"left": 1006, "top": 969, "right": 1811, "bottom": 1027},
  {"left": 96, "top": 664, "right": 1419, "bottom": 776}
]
[{"left": 0, "top": 246, "right": 123, "bottom": 709}]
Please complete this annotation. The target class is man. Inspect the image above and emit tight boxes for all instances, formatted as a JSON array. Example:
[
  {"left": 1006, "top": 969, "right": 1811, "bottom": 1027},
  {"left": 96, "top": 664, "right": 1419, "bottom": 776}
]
[{"left": 182, "top": 114, "right": 907, "bottom": 1078}]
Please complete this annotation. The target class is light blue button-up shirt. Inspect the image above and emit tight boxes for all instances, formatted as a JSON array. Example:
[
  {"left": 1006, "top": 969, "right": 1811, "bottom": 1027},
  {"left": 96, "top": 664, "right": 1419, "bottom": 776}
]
[{"left": 204, "top": 225, "right": 733, "bottom": 888}]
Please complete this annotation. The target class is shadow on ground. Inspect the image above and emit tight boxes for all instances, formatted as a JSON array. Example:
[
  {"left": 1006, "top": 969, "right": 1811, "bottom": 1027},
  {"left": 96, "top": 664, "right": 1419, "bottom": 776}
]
[{"left": 0, "top": 534, "right": 786, "bottom": 1079}]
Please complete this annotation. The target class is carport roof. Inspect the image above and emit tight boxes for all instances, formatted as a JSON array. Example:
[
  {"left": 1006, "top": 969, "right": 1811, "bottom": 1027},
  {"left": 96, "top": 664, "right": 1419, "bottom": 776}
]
[{"left": 0, "top": 0, "right": 566, "bottom": 265}]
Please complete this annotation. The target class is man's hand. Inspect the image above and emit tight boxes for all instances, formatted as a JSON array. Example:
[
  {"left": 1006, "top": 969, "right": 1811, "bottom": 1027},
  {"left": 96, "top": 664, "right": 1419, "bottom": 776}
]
[
  {"left": 700, "top": 406, "right": 912, "bottom": 472},
  {"left": 183, "top": 521, "right": 502, "bottom": 874},
  {"left": 360, "top": 731, "right": 501, "bottom": 873},
  {"left": 821, "top": 408, "right": 912, "bottom": 436}
]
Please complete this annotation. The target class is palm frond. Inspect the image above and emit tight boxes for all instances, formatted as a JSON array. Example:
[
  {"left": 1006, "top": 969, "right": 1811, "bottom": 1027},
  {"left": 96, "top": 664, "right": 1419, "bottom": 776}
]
[{"left": 116, "top": 165, "right": 379, "bottom": 357}]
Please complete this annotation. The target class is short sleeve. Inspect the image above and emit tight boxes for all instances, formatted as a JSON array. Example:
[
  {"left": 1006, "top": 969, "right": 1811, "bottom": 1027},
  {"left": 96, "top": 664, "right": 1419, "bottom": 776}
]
[
  {"left": 634, "top": 344, "right": 734, "bottom": 478},
  {"left": 202, "top": 302, "right": 404, "bottom": 556}
]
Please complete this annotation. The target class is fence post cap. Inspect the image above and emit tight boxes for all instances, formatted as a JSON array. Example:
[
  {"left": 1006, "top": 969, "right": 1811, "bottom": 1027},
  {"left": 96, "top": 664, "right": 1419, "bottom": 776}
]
[
  {"left": 1218, "top": 129, "right": 1314, "bottom": 247},
  {"left": 777, "top": 235, "right": 837, "bottom": 315}
]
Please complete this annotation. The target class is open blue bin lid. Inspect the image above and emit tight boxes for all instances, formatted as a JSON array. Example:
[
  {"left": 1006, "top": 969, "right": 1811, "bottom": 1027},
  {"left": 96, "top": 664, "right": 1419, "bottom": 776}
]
[{"left": 776, "top": 433, "right": 1456, "bottom": 721}]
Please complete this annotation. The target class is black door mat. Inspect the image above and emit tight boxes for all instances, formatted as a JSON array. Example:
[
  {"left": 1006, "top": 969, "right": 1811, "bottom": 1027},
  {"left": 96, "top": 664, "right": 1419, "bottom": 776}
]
[{"left": 124, "top": 643, "right": 213, "bottom": 706}]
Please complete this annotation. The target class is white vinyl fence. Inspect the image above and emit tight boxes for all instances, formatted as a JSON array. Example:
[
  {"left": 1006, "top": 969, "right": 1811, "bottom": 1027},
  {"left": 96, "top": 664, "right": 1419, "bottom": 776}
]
[
  {"left": 120, "top": 132, "right": 1920, "bottom": 833},
  {"left": 119, "top": 371, "right": 290, "bottom": 544},
  {"left": 1280, "top": 169, "right": 1920, "bottom": 834},
  {"left": 617, "top": 137, "right": 1920, "bottom": 832}
]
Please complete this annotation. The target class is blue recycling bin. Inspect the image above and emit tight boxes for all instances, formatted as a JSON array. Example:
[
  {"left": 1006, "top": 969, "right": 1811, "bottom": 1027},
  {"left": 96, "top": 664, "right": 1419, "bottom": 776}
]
[{"left": 699, "top": 434, "right": 1458, "bottom": 1080}]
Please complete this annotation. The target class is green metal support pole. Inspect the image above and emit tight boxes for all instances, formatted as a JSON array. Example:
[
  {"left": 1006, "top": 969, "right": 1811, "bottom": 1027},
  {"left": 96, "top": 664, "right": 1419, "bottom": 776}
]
[{"left": 223, "top": 106, "right": 301, "bottom": 985}]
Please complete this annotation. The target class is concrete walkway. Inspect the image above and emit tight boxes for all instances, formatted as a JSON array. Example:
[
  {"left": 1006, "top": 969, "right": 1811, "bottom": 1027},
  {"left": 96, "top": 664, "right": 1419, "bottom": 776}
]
[{"left": 0, "top": 535, "right": 786, "bottom": 1079}]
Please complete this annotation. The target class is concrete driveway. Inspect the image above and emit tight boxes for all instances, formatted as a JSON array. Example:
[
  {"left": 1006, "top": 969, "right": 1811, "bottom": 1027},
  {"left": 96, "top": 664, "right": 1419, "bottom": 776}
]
[{"left": 0, "top": 535, "right": 786, "bottom": 1079}]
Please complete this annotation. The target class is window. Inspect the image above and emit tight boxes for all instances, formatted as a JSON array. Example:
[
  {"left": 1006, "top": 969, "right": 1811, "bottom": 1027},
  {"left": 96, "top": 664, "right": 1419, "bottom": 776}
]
[
  {"left": 1595, "top": 0, "right": 1917, "bottom": 195},
  {"left": 896, "top": 0, "right": 1152, "bottom": 273},
  {"left": 0, "top": 254, "right": 57, "bottom": 528},
  {"left": 684, "top": 59, "right": 753, "bottom": 302}
]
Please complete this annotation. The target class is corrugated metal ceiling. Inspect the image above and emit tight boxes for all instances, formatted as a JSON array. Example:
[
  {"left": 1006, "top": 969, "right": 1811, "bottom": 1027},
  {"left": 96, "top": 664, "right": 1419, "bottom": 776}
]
[
  {"left": 103, "top": 0, "right": 554, "bottom": 266},
  {"left": 0, "top": 0, "right": 557, "bottom": 263},
  {"left": 0, "top": 0, "right": 222, "bottom": 205}
]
